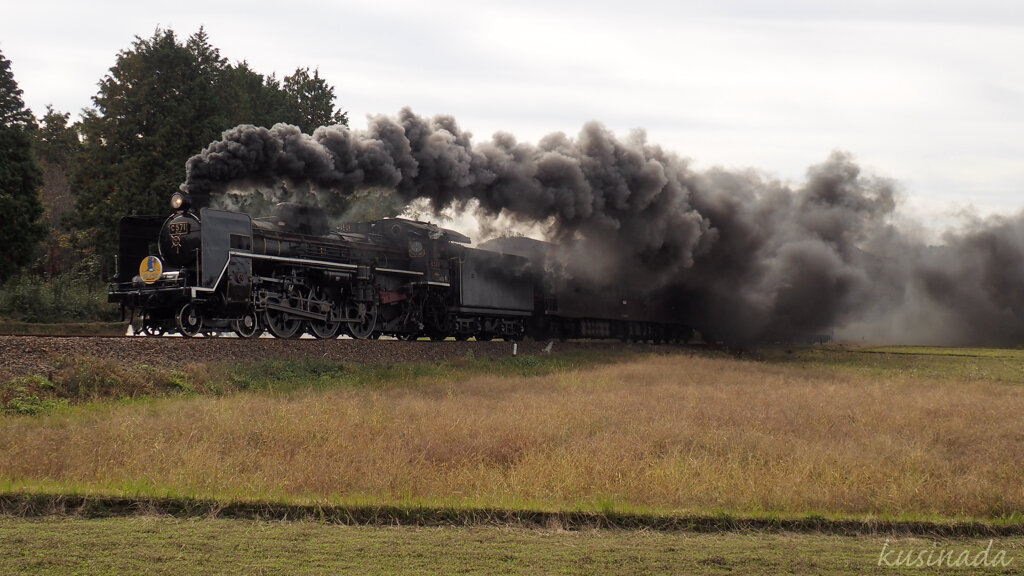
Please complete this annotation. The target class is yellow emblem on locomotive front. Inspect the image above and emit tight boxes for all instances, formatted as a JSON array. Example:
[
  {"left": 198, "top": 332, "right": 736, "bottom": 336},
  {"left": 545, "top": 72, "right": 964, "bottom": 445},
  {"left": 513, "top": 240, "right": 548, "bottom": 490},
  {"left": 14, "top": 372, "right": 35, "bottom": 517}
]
[{"left": 139, "top": 256, "right": 163, "bottom": 284}]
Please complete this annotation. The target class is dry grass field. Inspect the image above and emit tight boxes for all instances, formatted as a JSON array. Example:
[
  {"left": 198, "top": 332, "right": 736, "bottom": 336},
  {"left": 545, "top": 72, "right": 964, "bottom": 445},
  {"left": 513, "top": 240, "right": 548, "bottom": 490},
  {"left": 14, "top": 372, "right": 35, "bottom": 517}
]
[{"left": 3, "top": 348, "right": 1023, "bottom": 521}]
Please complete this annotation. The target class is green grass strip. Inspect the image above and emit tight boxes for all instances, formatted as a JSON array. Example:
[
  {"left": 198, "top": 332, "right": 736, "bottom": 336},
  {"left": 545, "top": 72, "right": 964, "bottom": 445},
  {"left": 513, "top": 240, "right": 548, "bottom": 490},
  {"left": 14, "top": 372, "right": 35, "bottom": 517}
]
[{"left": 3, "top": 493, "right": 1022, "bottom": 537}]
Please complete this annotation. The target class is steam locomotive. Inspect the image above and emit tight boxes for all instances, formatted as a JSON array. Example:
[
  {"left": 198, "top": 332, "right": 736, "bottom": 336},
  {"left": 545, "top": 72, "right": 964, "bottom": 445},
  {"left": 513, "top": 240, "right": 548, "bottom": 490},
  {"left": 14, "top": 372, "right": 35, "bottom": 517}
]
[{"left": 108, "top": 192, "right": 691, "bottom": 342}]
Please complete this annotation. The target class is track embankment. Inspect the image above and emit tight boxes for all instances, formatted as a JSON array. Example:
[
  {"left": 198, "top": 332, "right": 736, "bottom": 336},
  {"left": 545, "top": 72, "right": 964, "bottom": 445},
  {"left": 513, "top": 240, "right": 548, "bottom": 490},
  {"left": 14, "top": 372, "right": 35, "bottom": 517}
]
[{"left": 0, "top": 335, "right": 607, "bottom": 380}]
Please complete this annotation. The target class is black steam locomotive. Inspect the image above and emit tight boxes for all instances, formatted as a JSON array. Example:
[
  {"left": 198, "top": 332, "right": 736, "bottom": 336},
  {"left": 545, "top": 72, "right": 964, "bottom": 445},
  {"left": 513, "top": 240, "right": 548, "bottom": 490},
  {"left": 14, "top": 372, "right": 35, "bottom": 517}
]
[{"left": 108, "top": 192, "right": 691, "bottom": 342}]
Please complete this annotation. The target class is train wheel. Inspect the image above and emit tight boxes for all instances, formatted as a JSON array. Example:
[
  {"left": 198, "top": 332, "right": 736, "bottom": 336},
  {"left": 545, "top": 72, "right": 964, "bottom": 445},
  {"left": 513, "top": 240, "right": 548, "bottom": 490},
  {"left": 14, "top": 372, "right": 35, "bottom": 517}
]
[
  {"left": 309, "top": 318, "right": 341, "bottom": 339},
  {"left": 344, "top": 300, "right": 377, "bottom": 340},
  {"left": 308, "top": 287, "right": 341, "bottom": 339},
  {"left": 176, "top": 303, "right": 203, "bottom": 338},
  {"left": 232, "top": 311, "right": 263, "bottom": 339},
  {"left": 264, "top": 309, "right": 304, "bottom": 339},
  {"left": 265, "top": 285, "right": 307, "bottom": 339}
]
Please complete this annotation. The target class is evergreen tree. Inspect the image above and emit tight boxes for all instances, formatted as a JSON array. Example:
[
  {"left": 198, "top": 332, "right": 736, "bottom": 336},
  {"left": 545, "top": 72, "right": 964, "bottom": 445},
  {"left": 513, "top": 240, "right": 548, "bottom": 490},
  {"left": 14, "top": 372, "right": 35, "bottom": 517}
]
[
  {"left": 69, "top": 28, "right": 198, "bottom": 262},
  {"left": 0, "top": 49, "right": 46, "bottom": 281},
  {"left": 284, "top": 67, "right": 348, "bottom": 133},
  {"left": 36, "top": 106, "right": 80, "bottom": 167},
  {"left": 218, "top": 63, "right": 295, "bottom": 128},
  {"left": 35, "top": 106, "right": 81, "bottom": 275},
  {"left": 67, "top": 27, "right": 348, "bottom": 270}
]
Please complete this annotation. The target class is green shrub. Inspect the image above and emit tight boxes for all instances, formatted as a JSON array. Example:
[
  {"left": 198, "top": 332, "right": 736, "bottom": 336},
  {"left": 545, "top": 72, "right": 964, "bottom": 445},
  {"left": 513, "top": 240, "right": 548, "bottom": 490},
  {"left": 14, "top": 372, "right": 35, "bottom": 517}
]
[
  {"left": 1, "top": 375, "right": 65, "bottom": 415},
  {"left": 0, "top": 256, "right": 119, "bottom": 322}
]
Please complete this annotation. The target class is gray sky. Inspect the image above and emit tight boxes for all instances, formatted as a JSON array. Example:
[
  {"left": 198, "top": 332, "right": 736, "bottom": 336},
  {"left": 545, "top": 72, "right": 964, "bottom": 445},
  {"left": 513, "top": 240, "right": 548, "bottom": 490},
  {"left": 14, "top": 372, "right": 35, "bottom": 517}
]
[{"left": 2, "top": 0, "right": 1022, "bottom": 221}]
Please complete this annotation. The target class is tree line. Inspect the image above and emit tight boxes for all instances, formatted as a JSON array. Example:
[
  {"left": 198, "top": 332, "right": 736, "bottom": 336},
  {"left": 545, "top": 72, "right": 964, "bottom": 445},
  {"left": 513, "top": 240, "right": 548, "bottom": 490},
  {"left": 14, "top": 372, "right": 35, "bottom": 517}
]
[{"left": 0, "top": 27, "right": 349, "bottom": 285}]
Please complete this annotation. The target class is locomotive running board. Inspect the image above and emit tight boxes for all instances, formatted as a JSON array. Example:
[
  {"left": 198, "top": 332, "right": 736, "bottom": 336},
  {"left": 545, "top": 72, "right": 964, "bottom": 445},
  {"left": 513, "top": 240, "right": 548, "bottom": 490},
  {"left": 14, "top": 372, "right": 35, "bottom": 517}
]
[
  {"left": 376, "top": 267, "right": 423, "bottom": 277},
  {"left": 230, "top": 251, "right": 360, "bottom": 271},
  {"left": 190, "top": 251, "right": 361, "bottom": 298},
  {"left": 191, "top": 251, "right": 423, "bottom": 302}
]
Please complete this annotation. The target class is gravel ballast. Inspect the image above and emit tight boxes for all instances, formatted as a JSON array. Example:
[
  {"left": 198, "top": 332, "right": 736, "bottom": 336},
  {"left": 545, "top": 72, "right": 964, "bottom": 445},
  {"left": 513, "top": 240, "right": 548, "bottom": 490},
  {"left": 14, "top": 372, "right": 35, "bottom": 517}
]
[{"left": 0, "top": 335, "right": 615, "bottom": 380}]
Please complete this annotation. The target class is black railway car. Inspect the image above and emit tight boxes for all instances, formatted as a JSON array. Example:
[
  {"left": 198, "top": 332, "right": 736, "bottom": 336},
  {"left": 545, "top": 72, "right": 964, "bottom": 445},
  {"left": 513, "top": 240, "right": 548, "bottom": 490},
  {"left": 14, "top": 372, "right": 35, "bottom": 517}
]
[{"left": 480, "top": 236, "right": 693, "bottom": 343}]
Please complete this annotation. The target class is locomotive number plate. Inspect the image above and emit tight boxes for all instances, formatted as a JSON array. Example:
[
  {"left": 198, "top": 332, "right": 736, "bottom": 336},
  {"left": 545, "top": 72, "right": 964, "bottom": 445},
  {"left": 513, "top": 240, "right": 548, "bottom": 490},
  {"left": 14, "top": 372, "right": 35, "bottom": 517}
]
[{"left": 168, "top": 222, "right": 189, "bottom": 253}]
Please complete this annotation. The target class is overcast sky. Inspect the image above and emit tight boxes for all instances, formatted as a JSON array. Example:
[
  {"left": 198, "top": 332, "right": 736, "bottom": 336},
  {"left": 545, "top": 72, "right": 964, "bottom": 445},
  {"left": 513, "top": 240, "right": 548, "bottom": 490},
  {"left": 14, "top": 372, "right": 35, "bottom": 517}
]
[{"left": 2, "top": 0, "right": 1022, "bottom": 221}]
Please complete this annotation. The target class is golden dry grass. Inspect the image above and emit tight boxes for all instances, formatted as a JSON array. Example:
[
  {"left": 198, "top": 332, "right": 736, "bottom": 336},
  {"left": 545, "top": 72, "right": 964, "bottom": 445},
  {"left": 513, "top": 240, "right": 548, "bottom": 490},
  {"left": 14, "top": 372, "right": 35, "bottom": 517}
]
[{"left": 2, "top": 353, "right": 1023, "bottom": 519}]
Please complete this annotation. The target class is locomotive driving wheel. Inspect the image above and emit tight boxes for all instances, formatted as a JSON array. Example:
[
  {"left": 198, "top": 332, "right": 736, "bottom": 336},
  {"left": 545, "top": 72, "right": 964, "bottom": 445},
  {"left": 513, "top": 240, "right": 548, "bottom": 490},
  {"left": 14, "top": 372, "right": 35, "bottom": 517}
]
[
  {"left": 308, "top": 286, "right": 342, "bottom": 339},
  {"left": 264, "top": 287, "right": 306, "bottom": 339},
  {"left": 264, "top": 308, "right": 304, "bottom": 339},
  {"left": 176, "top": 303, "right": 203, "bottom": 338},
  {"left": 344, "top": 300, "right": 377, "bottom": 340}
]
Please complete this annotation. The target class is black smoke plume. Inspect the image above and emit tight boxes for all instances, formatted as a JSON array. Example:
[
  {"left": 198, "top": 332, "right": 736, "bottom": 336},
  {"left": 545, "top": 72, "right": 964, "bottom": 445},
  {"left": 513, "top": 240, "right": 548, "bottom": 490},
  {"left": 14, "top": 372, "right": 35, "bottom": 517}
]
[{"left": 183, "top": 108, "right": 1024, "bottom": 345}]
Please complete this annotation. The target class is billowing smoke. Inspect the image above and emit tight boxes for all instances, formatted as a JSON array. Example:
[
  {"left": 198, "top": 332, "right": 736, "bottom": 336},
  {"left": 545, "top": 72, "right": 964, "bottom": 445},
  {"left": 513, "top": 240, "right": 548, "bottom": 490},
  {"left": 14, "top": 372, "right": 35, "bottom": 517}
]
[
  {"left": 183, "top": 108, "right": 1024, "bottom": 345},
  {"left": 855, "top": 214, "right": 1024, "bottom": 346}
]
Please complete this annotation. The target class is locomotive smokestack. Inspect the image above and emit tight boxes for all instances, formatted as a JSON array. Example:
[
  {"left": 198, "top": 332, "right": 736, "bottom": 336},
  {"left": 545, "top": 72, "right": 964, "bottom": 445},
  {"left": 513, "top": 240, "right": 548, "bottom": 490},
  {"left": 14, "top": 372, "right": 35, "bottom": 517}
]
[{"left": 183, "top": 109, "right": 1024, "bottom": 345}]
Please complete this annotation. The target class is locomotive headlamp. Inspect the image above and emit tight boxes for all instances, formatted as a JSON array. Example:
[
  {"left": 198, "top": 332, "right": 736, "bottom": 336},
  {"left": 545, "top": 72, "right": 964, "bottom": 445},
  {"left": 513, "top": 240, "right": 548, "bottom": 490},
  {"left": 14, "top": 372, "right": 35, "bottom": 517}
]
[{"left": 170, "top": 192, "right": 191, "bottom": 211}]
